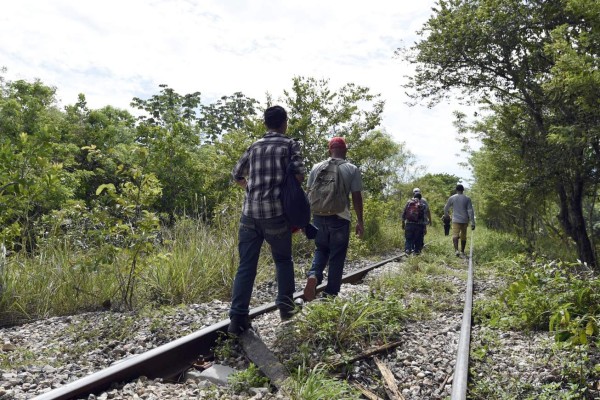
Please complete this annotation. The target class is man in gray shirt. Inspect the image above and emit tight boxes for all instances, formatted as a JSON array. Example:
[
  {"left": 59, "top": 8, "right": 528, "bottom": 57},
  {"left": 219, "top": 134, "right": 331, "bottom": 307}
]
[
  {"left": 303, "top": 137, "right": 364, "bottom": 301},
  {"left": 443, "top": 184, "right": 475, "bottom": 257}
]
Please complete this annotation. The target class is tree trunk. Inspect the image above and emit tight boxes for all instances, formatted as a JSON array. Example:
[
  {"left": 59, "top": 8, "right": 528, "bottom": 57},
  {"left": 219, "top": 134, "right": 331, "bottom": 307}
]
[{"left": 557, "top": 181, "right": 597, "bottom": 268}]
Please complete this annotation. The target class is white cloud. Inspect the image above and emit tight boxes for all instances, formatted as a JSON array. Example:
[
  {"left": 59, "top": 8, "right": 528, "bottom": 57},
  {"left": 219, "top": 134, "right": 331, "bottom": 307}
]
[{"left": 1, "top": 0, "right": 474, "bottom": 180}]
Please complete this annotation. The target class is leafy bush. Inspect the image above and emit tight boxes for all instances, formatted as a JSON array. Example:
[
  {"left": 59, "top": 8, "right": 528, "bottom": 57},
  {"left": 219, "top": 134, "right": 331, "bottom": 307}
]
[{"left": 474, "top": 259, "right": 600, "bottom": 345}]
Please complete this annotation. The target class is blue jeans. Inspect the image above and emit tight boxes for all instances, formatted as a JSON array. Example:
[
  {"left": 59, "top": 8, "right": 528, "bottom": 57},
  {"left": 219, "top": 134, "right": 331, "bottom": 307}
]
[
  {"left": 307, "top": 215, "right": 350, "bottom": 296},
  {"left": 405, "top": 223, "right": 425, "bottom": 254},
  {"left": 230, "top": 214, "right": 295, "bottom": 317}
]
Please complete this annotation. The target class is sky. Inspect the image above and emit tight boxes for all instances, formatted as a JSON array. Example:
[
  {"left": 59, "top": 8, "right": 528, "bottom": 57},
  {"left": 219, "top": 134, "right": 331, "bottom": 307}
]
[{"left": 1, "top": 0, "right": 475, "bottom": 182}]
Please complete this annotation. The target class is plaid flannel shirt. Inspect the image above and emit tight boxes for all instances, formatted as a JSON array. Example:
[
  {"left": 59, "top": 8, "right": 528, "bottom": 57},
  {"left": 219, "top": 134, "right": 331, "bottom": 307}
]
[{"left": 232, "top": 132, "right": 305, "bottom": 219}]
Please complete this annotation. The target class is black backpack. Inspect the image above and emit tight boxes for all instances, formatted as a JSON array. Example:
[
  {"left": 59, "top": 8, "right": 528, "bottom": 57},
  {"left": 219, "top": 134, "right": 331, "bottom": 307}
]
[{"left": 280, "top": 142, "right": 311, "bottom": 228}]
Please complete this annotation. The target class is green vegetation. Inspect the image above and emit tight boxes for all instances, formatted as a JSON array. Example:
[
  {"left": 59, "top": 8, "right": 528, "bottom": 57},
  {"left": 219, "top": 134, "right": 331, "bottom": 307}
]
[
  {"left": 1, "top": 2, "right": 600, "bottom": 396},
  {"left": 470, "top": 229, "right": 600, "bottom": 398},
  {"left": 227, "top": 363, "right": 270, "bottom": 394},
  {"left": 404, "top": 0, "right": 600, "bottom": 268},
  {"left": 281, "top": 364, "right": 360, "bottom": 400},
  {"left": 290, "top": 293, "right": 407, "bottom": 358},
  {"left": 0, "top": 72, "right": 420, "bottom": 320}
]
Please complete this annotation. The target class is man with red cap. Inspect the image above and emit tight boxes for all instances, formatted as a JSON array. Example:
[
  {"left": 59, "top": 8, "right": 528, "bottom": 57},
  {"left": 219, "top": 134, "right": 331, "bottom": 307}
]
[{"left": 303, "top": 136, "right": 364, "bottom": 301}]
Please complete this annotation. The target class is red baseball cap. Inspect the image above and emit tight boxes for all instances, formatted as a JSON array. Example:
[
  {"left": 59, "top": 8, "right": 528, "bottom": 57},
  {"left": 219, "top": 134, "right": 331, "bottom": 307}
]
[{"left": 328, "top": 137, "right": 347, "bottom": 150}]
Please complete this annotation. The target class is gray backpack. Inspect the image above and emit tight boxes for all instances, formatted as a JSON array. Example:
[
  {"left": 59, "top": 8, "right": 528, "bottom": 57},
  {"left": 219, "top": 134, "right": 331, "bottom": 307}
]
[{"left": 307, "top": 159, "right": 348, "bottom": 215}]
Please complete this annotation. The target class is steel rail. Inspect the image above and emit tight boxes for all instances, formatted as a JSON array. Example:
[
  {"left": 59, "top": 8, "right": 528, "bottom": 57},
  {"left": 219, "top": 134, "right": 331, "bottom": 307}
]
[
  {"left": 451, "top": 232, "right": 475, "bottom": 399},
  {"left": 32, "top": 254, "right": 402, "bottom": 400}
]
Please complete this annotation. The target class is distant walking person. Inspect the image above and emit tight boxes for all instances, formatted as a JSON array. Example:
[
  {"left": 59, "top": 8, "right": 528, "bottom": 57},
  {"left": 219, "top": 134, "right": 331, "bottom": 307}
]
[
  {"left": 228, "top": 105, "right": 305, "bottom": 335},
  {"left": 412, "top": 188, "right": 432, "bottom": 245},
  {"left": 402, "top": 192, "right": 430, "bottom": 254},
  {"left": 443, "top": 184, "right": 475, "bottom": 257},
  {"left": 303, "top": 137, "right": 364, "bottom": 301}
]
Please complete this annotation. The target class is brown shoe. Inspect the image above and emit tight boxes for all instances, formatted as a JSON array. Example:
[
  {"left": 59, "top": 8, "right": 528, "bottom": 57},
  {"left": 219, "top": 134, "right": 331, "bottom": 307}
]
[{"left": 303, "top": 275, "right": 318, "bottom": 302}]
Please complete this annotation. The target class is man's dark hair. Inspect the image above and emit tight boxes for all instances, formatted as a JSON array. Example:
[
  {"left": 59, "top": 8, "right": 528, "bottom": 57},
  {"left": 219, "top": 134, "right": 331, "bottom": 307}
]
[
  {"left": 264, "top": 106, "right": 287, "bottom": 129},
  {"left": 456, "top": 184, "right": 464, "bottom": 192},
  {"left": 414, "top": 193, "right": 422, "bottom": 199}
]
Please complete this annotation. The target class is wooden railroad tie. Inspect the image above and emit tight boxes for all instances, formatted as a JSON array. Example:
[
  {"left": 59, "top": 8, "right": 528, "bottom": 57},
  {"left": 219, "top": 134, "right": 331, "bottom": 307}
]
[{"left": 239, "top": 329, "right": 290, "bottom": 389}]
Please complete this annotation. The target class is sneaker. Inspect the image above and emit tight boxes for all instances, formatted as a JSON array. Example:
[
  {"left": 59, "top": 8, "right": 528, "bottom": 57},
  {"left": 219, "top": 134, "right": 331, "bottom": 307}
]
[
  {"left": 303, "top": 275, "right": 318, "bottom": 302},
  {"left": 455, "top": 250, "right": 461, "bottom": 257},
  {"left": 461, "top": 252, "right": 467, "bottom": 258},
  {"left": 228, "top": 315, "right": 251, "bottom": 335}
]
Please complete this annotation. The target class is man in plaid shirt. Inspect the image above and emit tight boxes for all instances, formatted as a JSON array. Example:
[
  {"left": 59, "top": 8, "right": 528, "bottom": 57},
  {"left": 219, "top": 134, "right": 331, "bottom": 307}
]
[{"left": 228, "top": 105, "right": 305, "bottom": 335}]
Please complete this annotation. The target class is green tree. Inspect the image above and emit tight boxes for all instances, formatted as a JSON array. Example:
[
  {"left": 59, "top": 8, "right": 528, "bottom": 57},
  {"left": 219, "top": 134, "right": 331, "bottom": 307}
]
[
  {"left": 199, "top": 92, "right": 259, "bottom": 143},
  {"left": 0, "top": 78, "right": 75, "bottom": 251},
  {"left": 61, "top": 94, "right": 138, "bottom": 203},
  {"left": 350, "top": 130, "right": 417, "bottom": 196},
  {"left": 131, "top": 85, "right": 261, "bottom": 220},
  {"left": 282, "top": 76, "right": 385, "bottom": 171},
  {"left": 404, "top": 0, "right": 599, "bottom": 267}
]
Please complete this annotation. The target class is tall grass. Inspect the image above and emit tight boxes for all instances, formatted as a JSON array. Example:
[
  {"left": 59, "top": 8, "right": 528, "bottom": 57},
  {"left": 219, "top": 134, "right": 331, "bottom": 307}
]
[
  {"left": 0, "top": 198, "right": 424, "bottom": 322},
  {"left": 143, "top": 216, "right": 240, "bottom": 305},
  {"left": 0, "top": 238, "right": 118, "bottom": 321}
]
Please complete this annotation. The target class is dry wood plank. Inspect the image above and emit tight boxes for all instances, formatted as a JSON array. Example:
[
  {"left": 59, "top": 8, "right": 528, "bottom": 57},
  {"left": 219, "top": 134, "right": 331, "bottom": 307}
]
[
  {"left": 374, "top": 357, "right": 405, "bottom": 400},
  {"left": 437, "top": 373, "right": 451, "bottom": 395},
  {"left": 352, "top": 383, "right": 384, "bottom": 400}
]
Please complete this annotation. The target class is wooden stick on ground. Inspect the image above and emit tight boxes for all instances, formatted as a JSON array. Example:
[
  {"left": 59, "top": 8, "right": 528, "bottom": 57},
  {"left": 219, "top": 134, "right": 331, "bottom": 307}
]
[
  {"left": 352, "top": 383, "right": 384, "bottom": 400},
  {"left": 374, "top": 357, "right": 405, "bottom": 400},
  {"left": 329, "top": 339, "right": 404, "bottom": 369}
]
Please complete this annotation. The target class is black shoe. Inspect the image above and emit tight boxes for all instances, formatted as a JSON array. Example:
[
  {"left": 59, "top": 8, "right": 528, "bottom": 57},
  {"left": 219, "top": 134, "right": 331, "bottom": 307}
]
[
  {"left": 228, "top": 314, "right": 251, "bottom": 335},
  {"left": 279, "top": 307, "right": 300, "bottom": 321}
]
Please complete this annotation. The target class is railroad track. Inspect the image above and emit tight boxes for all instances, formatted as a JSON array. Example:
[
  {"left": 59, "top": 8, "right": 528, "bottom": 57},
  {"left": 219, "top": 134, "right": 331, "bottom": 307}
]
[{"left": 28, "top": 247, "right": 475, "bottom": 400}]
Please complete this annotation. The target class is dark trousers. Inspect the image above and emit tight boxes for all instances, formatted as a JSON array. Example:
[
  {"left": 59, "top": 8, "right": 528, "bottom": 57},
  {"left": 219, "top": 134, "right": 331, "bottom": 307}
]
[
  {"left": 307, "top": 215, "right": 350, "bottom": 296},
  {"left": 405, "top": 223, "right": 425, "bottom": 254},
  {"left": 230, "top": 214, "right": 295, "bottom": 317}
]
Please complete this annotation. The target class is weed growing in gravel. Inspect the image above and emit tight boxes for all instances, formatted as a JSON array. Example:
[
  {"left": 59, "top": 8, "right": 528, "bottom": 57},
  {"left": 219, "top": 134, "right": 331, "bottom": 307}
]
[
  {"left": 369, "top": 255, "right": 460, "bottom": 316},
  {"left": 61, "top": 314, "right": 137, "bottom": 359},
  {"left": 212, "top": 333, "right": 236, "bottom": 361},
  {"left": 279, "top": 293, "right": 407, "bottom": 369},
  {"left": 0, "top": 347, "right": 41, "bottom": 369},
  {"left": 474, "top": 259, "right": 600, "bottom": 341},
  {"left": 281, "top": 363, "right": 361, "bottom": 400},
  {"left": 471, "top": 235, "right": 600, "bottom": 398},
  {"left": 227, "top": 363, "right": 270, "bottom": 394}
]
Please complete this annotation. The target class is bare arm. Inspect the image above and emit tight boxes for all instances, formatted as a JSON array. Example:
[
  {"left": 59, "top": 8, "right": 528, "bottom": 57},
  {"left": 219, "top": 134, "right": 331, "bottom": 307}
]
[{"left": 352, "top": 191, "right": 364, "bottom": 238}]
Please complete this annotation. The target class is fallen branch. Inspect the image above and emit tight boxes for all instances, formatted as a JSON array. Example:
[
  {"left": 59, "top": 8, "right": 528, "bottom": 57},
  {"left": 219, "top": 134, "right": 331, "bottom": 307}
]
[
  {"left": 329, "top": 339, "right": 403, "bottom": 369},
  {"left": 374, "top": 357, "right": 405, "bottom": 400},
  {"left": 352, "top": 383, "right": 384, "bottom": 400}
]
